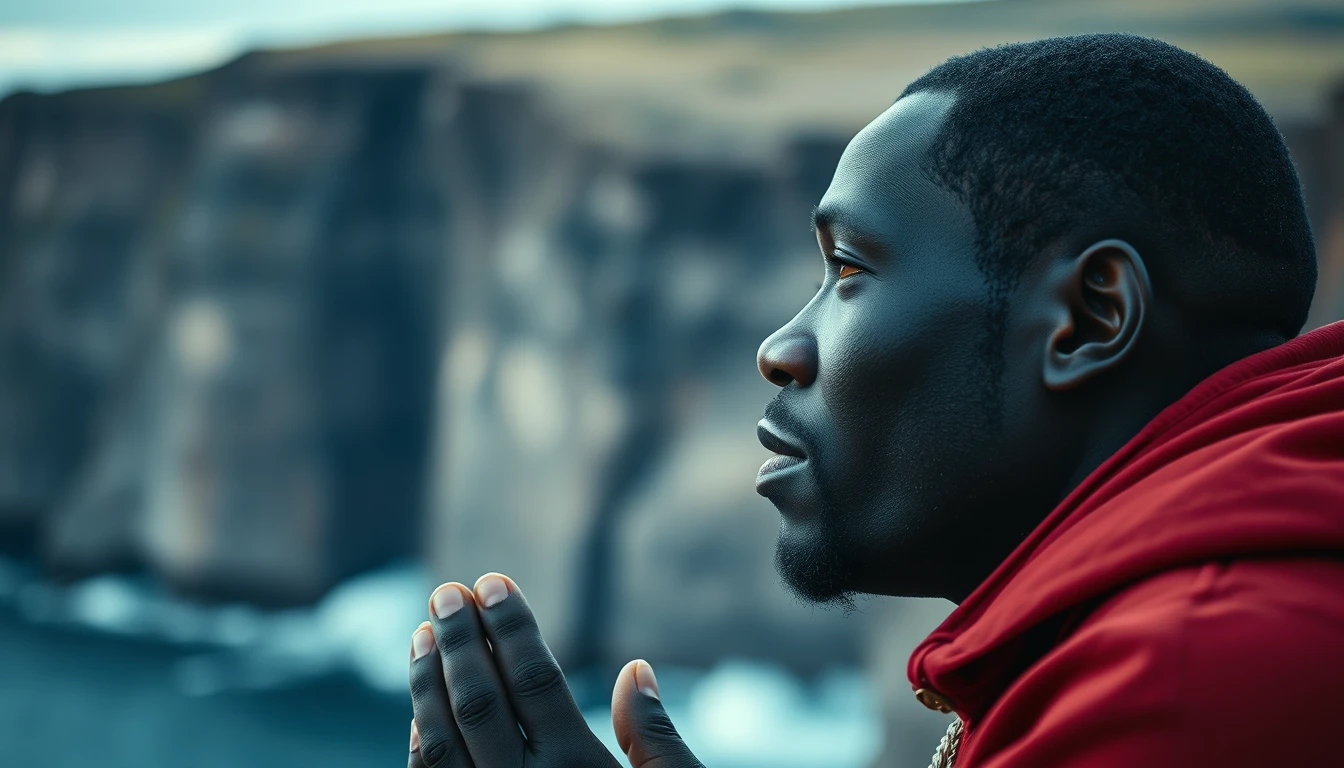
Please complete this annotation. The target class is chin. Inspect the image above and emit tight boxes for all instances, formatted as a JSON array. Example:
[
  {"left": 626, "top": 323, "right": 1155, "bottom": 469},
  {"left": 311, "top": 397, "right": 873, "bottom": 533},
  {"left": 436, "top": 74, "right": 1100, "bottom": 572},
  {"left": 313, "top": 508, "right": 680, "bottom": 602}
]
[{"left": 773, "top": 517, "right": 859, "bottom": 611}]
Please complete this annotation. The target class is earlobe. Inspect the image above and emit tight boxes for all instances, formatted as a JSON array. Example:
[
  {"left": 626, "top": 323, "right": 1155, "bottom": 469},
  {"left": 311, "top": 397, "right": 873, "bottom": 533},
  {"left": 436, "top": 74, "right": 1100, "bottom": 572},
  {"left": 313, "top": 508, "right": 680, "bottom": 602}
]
[{"left": 1043, "top": 239, "right": 1152, "bottom": 392}]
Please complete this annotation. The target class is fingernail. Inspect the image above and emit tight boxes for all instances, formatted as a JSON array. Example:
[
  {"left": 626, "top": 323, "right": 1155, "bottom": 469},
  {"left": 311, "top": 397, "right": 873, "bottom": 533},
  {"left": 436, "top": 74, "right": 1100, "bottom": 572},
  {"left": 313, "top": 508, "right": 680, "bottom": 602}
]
[
  {"left": 409, "top": 720, "right": 420, "bottom": 752},
  {"left": 411, "top": 624, "right": 434, "bottom": 660},
  {"left": 475, "top": 574, "right": 509, "bottom": 608},
  {"left": 431, "top": 584, "right": 464, "bottom": 619},
  {"left": 635, "top": 660, "right": 660, "bottom": 700}
]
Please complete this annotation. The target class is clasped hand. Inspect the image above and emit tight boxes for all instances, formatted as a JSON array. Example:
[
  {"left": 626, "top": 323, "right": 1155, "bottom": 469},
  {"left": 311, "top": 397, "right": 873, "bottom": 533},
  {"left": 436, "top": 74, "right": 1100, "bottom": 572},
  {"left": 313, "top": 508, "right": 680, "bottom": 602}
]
[{"left": 408, "top": 573, "right": 704, "bottom": 768}]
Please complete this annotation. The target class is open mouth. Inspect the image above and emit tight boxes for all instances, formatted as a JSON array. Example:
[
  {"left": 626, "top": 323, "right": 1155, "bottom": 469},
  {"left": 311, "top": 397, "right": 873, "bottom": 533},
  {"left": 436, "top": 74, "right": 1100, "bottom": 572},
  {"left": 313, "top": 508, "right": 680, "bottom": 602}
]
[{"left": 756, "top": 420, "right": 807, "bottom": 482}]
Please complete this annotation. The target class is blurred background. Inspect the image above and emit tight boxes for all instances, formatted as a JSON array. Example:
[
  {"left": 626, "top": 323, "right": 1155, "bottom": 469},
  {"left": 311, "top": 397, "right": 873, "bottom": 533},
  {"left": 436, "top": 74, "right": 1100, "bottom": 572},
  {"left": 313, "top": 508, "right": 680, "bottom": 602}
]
[{"left": 0, "top": 0, "right": 1341, "bottom": 766}]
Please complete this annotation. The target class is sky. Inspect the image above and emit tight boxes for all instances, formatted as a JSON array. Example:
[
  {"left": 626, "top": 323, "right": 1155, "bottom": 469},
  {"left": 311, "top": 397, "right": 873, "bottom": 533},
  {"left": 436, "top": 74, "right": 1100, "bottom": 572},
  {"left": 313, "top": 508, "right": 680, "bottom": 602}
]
[{"left": 0, "top": 0, "right": 980, "bottom": 97}]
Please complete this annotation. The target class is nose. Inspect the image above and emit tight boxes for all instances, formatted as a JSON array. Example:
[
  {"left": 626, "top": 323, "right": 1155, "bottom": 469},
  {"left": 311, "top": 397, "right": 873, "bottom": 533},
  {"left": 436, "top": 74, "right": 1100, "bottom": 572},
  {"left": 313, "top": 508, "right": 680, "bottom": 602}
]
[{"left": 757, "top": 330, "right": 818, "bottom": 388}]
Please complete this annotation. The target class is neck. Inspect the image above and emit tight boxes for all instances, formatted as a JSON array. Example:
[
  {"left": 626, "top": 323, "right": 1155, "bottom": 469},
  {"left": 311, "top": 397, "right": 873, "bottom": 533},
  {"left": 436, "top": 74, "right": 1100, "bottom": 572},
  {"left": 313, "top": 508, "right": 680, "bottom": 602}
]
[
  {"left": 941, "top": 331, "right": 1290, "bottom": 605},
  {"left": 941, "top": 401, "right": 1166, "bottom": 605}
]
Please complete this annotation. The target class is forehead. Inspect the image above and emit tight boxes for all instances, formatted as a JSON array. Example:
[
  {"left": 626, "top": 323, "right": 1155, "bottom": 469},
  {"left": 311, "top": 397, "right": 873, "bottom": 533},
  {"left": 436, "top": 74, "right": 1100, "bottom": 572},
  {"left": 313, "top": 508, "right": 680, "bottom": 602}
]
[{"left": 817, "top": 90, "right": 963, "bottom": 240}]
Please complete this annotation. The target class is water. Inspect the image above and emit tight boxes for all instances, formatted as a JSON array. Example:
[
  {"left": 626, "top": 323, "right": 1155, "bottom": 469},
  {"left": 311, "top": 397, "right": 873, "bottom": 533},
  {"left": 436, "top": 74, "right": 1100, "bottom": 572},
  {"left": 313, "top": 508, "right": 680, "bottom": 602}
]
[
  {"left": 0, "top": 608, "right": 408, "bottom": 768},
  {"left": 0, "top": 560, "right": 881, "bottom": 768}
]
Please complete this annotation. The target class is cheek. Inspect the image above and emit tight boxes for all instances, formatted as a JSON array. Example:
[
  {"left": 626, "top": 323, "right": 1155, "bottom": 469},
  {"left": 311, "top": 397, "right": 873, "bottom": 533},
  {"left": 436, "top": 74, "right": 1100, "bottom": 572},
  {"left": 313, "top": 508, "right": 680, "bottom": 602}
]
[
  {"left": 816, "top": 290, "right": 953, "bottom": 429},
  {"left": 810, "top": 306, "right": 924, "bottom": 508},
  {"left": 812, "top": 285, "right": 991, "bottom": 500}
]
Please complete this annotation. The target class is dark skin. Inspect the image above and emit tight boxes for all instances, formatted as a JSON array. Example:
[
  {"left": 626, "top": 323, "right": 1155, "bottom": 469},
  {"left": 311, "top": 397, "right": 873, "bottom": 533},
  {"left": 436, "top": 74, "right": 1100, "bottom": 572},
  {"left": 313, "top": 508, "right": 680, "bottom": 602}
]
[
  {"left": 757, "top": 90, "right": 1176, "bottom": 604},
  {"left": 405, "top": 90, "right": 1219, "bottom": 765}
]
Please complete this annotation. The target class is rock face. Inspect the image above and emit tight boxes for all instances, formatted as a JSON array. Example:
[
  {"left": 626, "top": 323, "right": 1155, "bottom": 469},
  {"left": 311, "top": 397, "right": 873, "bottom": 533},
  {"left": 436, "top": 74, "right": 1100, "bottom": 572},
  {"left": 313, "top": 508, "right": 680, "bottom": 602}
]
[
  {"left": 0, "top": 52, "right": 868, "bottom": 661},
  {"left": 123, "top": 63, "right": 442, "bottom": 603},
  {"left": 0, "top": 62, "right": 442, "bottom": 603},
  {"left": 0, "top": 84, "right": 197, "bottom": 563}
]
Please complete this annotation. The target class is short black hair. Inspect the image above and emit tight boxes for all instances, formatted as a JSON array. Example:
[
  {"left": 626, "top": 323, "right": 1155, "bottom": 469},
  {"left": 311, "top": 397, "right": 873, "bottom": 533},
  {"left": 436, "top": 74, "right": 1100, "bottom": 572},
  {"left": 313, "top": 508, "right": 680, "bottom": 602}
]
[{"left": 901, "top": 34, "right": 1317, "bottom": 365}]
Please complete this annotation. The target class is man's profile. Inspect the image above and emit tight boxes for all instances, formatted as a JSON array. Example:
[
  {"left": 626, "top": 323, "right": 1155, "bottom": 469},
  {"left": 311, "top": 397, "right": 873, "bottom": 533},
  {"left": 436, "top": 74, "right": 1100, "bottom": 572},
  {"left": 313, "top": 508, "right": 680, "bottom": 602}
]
[{"left": 402, "top": 34, "right": 1344, "bottom": 767}]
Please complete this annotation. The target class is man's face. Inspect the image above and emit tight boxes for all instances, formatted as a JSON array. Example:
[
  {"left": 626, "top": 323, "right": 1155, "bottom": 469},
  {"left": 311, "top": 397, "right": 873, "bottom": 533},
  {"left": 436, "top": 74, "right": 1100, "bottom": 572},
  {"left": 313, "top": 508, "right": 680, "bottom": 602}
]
[{"left": 756, "top": 91, "right": 1028, "bottom": 603}]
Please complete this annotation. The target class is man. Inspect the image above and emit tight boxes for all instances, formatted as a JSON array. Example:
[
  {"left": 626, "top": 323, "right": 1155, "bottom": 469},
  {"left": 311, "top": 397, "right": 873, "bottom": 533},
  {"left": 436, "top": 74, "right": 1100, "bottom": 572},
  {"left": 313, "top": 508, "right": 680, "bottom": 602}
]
[{"left": 404, "top": 34, "right": 1344, "bottom": 767}]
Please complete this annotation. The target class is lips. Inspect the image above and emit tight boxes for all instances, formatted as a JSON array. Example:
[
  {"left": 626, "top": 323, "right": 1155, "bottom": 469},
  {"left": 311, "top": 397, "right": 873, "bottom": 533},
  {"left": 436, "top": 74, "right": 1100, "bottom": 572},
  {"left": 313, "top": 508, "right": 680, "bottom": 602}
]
[
  {"left": 757, "top": 419, "right": 808, "bottom": 487},
  {"left": 757, "top": 421, "right": 805, "bottom": 459}
]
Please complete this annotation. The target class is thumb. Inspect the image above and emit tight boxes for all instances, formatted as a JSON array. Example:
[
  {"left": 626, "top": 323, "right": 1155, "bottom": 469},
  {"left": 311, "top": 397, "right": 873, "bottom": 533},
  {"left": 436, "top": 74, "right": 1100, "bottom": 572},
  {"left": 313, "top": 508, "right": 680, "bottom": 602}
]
[{"left": 612, "top": 660, "right": 704, "bottom": 768}]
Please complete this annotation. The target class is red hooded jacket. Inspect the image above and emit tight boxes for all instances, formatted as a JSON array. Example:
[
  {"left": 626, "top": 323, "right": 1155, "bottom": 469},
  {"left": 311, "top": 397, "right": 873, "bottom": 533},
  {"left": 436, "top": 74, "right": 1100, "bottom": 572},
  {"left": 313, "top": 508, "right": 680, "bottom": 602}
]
[{"left": 908, "top": 320, "right": 1344, "bottom": 767}]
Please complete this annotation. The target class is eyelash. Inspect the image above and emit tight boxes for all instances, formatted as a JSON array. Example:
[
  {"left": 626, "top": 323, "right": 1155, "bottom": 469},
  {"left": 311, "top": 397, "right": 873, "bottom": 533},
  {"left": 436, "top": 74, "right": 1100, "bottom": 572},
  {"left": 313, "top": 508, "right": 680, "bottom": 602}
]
[{"left": 823, "top": 253, "right": 864, "bottom": 282}]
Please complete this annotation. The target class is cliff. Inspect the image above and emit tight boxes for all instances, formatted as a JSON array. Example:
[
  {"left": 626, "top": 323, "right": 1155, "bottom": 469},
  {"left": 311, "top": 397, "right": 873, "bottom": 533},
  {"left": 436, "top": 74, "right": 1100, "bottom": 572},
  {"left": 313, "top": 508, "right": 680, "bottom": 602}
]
[{"left": 0, "top": 0, "right": 1341, "bottom": 678}]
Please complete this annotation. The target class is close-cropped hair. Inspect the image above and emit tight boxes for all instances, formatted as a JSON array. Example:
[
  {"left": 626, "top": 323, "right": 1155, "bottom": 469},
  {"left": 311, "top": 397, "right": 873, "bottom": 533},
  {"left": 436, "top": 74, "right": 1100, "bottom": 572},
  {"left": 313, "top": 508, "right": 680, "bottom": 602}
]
[{"left": 901, "top": 33, "right": 1317, "bottom": 346}]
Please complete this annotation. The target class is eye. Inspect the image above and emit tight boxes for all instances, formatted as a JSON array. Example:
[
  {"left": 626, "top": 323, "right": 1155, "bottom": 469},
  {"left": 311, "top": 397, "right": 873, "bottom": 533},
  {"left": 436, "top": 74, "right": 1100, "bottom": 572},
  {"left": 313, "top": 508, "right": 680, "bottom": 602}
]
[{"left": 838, "top": 263, "right": 862, "bottom": 280}]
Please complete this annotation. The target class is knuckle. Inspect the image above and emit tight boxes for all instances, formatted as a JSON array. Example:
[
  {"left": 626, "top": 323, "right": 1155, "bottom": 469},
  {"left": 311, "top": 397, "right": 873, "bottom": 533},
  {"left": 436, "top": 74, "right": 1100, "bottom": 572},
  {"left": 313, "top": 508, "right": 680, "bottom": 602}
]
[
  {"left": 488, "top": 603, "right": 537, "bottom": 641},
  {"left": 639, "top": 710, "right": 682, "bottom": 743},
  {"left": 419, "top": 736, "right": 462, "bottom": 768},
  {"left": 508, "top": 658, "right": 567, "bottom": 700},
  {"left": 409, "top": 671, "right": 442, "bottom": 702},
  {"left": 434, "top": 624, "right": 477, "bottom": 655},
  {"left": 452, "top": 682, "right": 503, "bottom": 731}
]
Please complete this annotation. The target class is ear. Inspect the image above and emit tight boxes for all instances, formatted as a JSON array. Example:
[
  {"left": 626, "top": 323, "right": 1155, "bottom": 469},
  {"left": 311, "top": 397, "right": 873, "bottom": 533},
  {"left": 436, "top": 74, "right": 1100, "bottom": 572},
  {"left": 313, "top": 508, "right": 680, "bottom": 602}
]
[{"left": 1042, "top": 239, "right": 1152, "bottom": 392}]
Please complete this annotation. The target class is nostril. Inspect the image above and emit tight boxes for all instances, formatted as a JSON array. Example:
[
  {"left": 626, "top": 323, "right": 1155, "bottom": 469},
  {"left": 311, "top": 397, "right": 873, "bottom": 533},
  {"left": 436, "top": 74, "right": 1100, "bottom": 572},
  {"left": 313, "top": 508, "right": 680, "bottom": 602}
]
[
  {"left": 758, "top": 332, "right": 817, "bottom": 388},
  {"left": 758, "top": 333, "right": 817, "bottom": 388}
]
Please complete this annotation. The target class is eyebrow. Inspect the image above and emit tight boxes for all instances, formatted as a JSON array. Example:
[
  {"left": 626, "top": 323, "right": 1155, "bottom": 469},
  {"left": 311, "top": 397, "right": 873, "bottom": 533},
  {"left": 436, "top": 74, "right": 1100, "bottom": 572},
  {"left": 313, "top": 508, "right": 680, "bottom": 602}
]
[
  {"left": 810, "top": 205, "right": 827, "bottom": 233},
  {"left": 811, "top": 205, "right": 889, "bottom": 258}
]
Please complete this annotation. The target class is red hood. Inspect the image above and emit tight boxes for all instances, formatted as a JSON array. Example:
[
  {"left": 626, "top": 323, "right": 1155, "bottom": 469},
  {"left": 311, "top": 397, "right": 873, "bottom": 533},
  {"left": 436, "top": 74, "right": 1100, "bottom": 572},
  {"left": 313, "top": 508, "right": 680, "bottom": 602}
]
[{"left": 908, "top": 320, "right": 1344, "bottom": 722}]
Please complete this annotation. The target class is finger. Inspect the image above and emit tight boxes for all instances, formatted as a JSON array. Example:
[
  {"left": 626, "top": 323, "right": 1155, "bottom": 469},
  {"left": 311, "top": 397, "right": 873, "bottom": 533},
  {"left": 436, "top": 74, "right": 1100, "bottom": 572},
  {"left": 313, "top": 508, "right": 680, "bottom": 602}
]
[
  {"left": 429, "top": 582, "right": 527, "bottom": 767},
  {"left": 409, "top": 622, "right": 474, "bottom": 767},
  {"left": 408, "top": 719, "right": 428, "bottom": 768},
  {"left": 612, "top": 660, "right": 704, "bottom": 768},
  {"left": 471, "top": 574, "right": 591, "bottom": 751}
]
